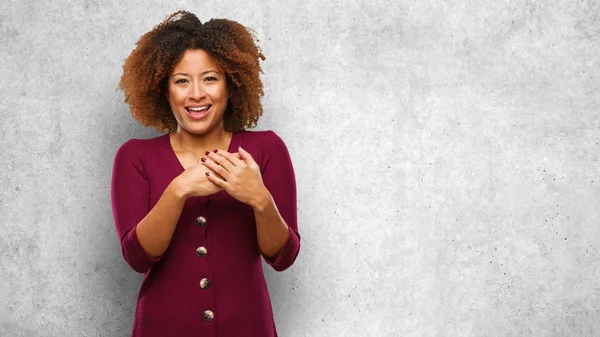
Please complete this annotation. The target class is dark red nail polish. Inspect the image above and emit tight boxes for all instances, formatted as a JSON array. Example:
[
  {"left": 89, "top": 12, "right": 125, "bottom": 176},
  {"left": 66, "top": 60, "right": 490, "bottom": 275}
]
[
  {"left": 205, "top": 151, "right": 210, "bottom": 155},
  {"left": 201, "top": 157, "right": 206, "bottom": 162},
  {"left": 205, "top": 171, "right": 210, "bottom": 176},
  {"left": 213, "top": 149, "right": 218, "bottom": 153}
]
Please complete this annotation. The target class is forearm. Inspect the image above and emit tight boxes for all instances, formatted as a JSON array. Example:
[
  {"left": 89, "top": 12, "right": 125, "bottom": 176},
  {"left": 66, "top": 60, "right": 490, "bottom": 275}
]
[
  {"left": 135, "top": 179, "right": 187, "bottom": 259},
  {"left": 252, "top": 188, "right": 290, "bottom": 259}
]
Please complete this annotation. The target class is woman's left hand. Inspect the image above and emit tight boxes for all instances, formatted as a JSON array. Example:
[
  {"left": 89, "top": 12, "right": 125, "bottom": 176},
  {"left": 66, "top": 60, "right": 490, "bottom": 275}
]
[{"left": 201, "top": 146, "right": 269, "bottom": 207}]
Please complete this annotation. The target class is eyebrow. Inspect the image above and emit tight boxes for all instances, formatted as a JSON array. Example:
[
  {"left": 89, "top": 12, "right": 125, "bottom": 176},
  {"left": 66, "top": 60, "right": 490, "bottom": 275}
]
[{"left": 171, "top": 70, "right": 221, "bottom": 78}]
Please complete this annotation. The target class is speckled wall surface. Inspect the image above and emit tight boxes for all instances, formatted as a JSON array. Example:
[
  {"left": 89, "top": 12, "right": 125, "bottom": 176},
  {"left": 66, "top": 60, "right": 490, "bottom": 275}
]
[{"left": 1, "top": 1, "right": 599, "bottom": 336}]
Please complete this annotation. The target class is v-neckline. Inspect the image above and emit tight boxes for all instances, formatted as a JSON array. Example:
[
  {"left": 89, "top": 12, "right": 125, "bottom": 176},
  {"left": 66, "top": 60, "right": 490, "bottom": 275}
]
[{"left": 165, "top": 131, "right": 238, "bottom": 173}]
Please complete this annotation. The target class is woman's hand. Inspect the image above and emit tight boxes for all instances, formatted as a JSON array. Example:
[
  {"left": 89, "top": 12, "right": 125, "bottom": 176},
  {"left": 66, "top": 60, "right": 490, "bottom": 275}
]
[
  {"left": 174, "top": 162, "right": 224, "bottom": 198},
  {"left": 201, "top": 147, "right": 269, "bottom": 207}
]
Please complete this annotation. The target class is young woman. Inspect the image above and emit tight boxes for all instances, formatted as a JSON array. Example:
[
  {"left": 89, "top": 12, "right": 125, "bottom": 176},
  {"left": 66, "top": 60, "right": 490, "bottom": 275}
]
[{"left": 111, "top": 10, "right": 300, "bottom": 336}]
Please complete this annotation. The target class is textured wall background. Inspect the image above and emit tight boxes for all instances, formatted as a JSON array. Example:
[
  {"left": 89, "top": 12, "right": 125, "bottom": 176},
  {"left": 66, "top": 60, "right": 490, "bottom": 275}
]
[{"left": 1, "top": 0, "right": 599, "bottom": 336}]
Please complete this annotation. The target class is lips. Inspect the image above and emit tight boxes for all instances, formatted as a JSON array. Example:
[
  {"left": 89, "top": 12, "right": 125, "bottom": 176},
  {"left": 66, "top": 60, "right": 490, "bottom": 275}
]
[{"left": 186, "top": 105, "right": 212, "bottom": 120}]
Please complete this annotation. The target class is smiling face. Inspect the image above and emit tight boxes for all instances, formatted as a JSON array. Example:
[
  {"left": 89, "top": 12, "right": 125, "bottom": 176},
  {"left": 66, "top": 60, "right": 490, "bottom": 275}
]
[{"left": 167, "top": 49, "right": 229, "bottom": 135}]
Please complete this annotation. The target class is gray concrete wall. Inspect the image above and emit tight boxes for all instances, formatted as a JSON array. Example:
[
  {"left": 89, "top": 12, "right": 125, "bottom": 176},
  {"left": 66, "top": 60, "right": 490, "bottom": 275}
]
[{"left": 1, "top": 0, "right": 599, "bottom": 336}]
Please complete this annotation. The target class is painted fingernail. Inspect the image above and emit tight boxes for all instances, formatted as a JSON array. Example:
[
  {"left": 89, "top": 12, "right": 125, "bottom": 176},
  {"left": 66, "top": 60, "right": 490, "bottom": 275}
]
[
  {"left": 205, "top": 151, "right": 210, "bottom": 155},
  {"left": 205, "top": 171, "right": 210, "bottom": 176},
  {"left": 213, "top": 149, "right": 218, "bottom": 153},
  {"left": 201, "top": 157, "right": 206, "bottom": 162}
]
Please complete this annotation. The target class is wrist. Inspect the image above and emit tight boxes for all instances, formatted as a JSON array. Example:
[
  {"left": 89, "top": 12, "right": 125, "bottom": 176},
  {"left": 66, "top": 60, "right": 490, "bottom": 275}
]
[
  {"left": 169, "top": 177, "right": 190, "bottom": 201},
  {"left": 251, "top": 187, "right": 273, "bottom": 212}
]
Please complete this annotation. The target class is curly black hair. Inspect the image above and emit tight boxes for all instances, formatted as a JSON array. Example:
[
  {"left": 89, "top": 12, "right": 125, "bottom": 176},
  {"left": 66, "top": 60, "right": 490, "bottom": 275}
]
[{"left": 119, "top": 10, "right": 266, "bottom": 133}]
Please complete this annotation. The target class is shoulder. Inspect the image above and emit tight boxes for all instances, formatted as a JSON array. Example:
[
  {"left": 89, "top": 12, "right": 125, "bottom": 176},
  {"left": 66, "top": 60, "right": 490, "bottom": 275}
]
[
  {"left": 238, "top": 129, "right": 287, "bottom": 149},
  {"left": 238, "top": 130, "right": 293, "bottom": 170},
  {"left": 113, "top": 134, "right": 167, "bottom": 162}
]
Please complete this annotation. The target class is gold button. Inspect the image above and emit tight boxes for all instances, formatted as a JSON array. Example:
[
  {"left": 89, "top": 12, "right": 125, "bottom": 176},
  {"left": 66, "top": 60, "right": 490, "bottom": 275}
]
[
  {"left": 203, "top": 309, "right": 214, "bottom": 322},
  {"left": 200, "top": 278, "right": 211, "bottom": 290},
  {"left": 196, "top": 246, "right": 207, "bottom": 257},
  {"left": 195, "top": 216, "right": 207, "bottom": 227}
]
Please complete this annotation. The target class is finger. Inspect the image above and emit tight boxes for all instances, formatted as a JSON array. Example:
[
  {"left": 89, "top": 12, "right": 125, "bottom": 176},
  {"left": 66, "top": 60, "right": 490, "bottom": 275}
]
[
  {"left": 238, "top": 146, "right": 256, "bottom": 165},
  {"left": 201, "top": 155, "right": 231, "bottom": 181},
  {"left": 201, "top": 152, "right": 241, "bottom": 166},
  {"left": 196, "top": 162, "right": 226, "bottom": 181},
  {"left": 205, "top": 150, "right": 235, "bottom": 172},
  {"left": 207, "top": 152, "right": 241, "bottom": 161},
  {"left": 196, "top": 158, "right": 225, "bottom": 180},
  {"left": 215, "top": 150, "right": 243, "bottom": 166},
  {"left": 206, "top": 149, "right": 235, "bottom": 172},
  {"left": 205, "top": 170, "right": 227, "bottom": 187}
]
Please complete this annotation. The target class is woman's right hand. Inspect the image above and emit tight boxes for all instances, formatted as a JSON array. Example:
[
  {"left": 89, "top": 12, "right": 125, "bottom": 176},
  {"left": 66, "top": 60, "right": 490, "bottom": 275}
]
[{"left": 174, "top": 163, "right": 223, "bottom": 198}]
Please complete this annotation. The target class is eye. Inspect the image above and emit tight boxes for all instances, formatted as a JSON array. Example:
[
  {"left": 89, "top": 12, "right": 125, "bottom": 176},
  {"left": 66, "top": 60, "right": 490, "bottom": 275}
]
[
  {"left": 175, "top": 78, "right": 188, "bottom": 84},
  {"left": 204, "top": 76, "right": 218, "bottom": 82}
]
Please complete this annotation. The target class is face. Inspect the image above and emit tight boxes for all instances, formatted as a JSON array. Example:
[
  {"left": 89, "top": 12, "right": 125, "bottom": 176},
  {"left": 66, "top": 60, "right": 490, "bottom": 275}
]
[{"left": 167, "top": 49, "right": 229, "bottom": 134}]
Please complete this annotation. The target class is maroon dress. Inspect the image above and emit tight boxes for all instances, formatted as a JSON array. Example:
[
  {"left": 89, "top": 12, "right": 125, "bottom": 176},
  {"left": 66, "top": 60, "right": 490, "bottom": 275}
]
[{"left": 110, "top": 130, "right": 301, "bottom": 336}]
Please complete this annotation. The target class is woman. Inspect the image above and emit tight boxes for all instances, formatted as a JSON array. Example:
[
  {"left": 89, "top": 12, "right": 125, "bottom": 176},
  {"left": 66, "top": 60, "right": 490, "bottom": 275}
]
[{"left": 110, "top": 10, "right": 301, "bottom": 336}]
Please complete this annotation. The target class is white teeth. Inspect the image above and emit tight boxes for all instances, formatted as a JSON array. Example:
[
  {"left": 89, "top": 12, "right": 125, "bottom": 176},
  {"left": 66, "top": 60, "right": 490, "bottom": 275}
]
[{"left": 188, "top": 106, "right": 209, "bottom": 112}]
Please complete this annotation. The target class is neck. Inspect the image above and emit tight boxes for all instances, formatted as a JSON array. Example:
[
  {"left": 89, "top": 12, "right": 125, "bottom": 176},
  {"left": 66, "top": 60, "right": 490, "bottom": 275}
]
[{"left": 176, "top": 126, "right": 231, "bottom": 153}]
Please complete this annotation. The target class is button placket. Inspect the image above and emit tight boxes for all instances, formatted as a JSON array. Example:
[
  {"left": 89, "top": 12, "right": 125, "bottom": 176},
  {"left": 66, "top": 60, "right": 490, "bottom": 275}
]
[{"left": 197, "top": 198, "right": 216, "bottom": 324}]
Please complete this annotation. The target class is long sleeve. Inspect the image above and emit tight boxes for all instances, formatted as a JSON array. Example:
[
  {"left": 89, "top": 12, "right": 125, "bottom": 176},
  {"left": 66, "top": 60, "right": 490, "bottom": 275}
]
[
  {"left": 259, "top": 131, "right": 301, "bottom": 271},
  {"left": 110, "top": 140, "right": 162, "bottom": 273}
]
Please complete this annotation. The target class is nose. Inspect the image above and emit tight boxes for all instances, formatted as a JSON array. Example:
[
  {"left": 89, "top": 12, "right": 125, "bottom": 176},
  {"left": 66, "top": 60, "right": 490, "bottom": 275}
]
[{"left": 190, "top": 81, "right": 205, "bottom": 100}]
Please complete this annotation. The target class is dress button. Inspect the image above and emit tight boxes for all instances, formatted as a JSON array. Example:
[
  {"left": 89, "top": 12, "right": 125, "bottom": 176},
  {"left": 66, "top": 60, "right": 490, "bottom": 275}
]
[
  {"left": 203, "top": 310, "right": 214, "bottom": 322},
  {"left": 196, "top": 246, "right": 207, "bottom": 257},
  {"left": 195, "top": 216, "right": 207, "bottom": 227},
  {"left": 200, "top": 278, "right": 211, "bottom": 290}
]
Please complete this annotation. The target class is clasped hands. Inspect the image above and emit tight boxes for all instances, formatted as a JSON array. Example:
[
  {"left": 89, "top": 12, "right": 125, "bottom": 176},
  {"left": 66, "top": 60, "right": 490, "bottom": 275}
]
[{"left": 189, "top": 146, "right": 268, "bottom": 207}]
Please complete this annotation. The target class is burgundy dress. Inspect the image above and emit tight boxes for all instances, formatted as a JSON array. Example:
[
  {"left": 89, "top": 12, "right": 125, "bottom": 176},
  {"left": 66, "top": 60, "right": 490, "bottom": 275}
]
[{"left": 110, "top": 130, "right": 301, "bottom": 336}]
